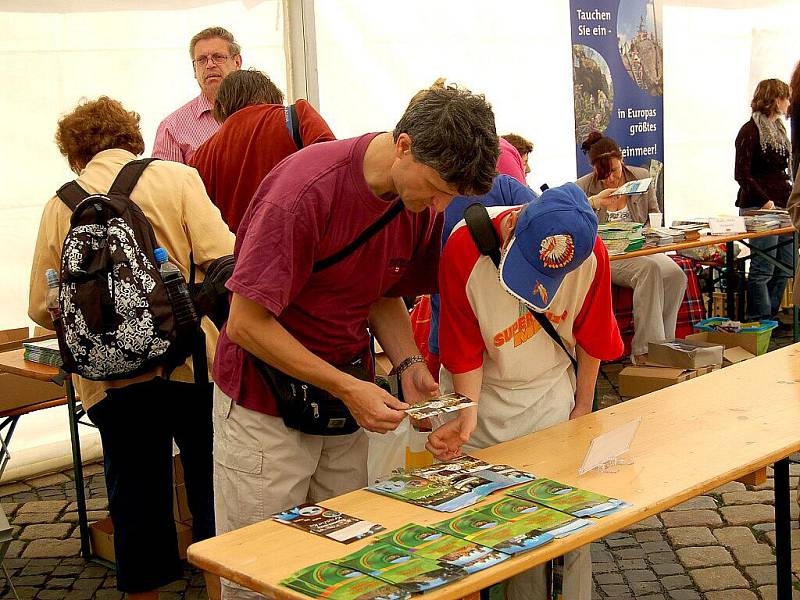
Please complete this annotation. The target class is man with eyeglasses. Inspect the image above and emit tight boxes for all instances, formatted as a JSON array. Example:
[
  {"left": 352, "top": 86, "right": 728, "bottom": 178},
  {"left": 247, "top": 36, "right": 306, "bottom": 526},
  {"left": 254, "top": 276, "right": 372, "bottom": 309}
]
[{"left": 152, "top": 26, "right": 242, "bottom": 164}]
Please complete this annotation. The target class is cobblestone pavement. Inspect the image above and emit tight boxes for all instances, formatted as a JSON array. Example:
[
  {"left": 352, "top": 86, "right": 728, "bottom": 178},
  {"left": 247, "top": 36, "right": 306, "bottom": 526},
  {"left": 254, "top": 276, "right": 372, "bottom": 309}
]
[{"left": 0, "top": 330, "right": 796, "bottom": 599}]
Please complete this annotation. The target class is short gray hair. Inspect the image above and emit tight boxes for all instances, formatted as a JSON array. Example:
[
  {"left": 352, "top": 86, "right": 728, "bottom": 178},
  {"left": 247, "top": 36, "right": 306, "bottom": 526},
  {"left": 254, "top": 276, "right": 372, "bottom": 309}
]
[{"left": 189, "top": 26, "right": 241, "bottom": 60}]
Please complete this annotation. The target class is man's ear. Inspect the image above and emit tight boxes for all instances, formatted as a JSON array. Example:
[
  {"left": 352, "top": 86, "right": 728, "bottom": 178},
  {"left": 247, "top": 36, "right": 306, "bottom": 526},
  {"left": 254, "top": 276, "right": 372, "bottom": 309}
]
[
  {"left": 233, "top": 54, "right": 243, "bottom": 69},
  {"left": 395, "top": 133, "right": 412, "bottom": 158}
]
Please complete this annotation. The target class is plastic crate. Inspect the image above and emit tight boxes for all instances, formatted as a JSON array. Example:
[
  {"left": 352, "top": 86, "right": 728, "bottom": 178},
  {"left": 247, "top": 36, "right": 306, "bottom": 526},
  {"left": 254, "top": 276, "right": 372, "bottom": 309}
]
[{"left": 693, "top": 318, "right": 778, "bottom": 355}]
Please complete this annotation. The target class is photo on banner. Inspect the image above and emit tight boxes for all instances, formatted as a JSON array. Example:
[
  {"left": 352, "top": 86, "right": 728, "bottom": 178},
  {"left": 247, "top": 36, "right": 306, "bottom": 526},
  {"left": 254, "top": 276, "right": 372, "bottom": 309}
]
[{"left": 570, "top": 0, "right": 665, "bottom": 210}]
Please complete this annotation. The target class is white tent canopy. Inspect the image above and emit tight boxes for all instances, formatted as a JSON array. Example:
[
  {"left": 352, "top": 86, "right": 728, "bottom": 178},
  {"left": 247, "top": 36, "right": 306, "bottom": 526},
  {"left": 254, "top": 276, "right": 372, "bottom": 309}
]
[{"left": 0, "top": 0, "right": 797, "bottom": 479}]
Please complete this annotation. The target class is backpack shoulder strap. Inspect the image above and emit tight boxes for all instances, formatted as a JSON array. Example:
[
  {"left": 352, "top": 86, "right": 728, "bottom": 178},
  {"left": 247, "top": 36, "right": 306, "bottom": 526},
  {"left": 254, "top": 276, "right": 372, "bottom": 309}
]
[
  {"left": 463, "top": 203, "right": 502, "bottom": 267},
  {"left": 108, "top": 158, "right": 158, "bottom": 198},
  {"left": 312, "top": 201, "right": 404, "bottom": 273},
  {"left": 462, "top": 202, "right": 577, "bottom": 373},
  {"left": 285, "top": 103, "right": 303, "bottom": 150},
  {"left": 56, "top": 181, "right": 91, "bottom": 212}
]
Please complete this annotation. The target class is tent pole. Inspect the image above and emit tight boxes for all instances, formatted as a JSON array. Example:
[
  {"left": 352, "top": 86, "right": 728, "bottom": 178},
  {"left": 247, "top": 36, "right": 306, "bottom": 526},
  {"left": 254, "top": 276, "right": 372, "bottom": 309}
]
[{"left": 283, "top": 0, "right": 320, "bottom": 108}]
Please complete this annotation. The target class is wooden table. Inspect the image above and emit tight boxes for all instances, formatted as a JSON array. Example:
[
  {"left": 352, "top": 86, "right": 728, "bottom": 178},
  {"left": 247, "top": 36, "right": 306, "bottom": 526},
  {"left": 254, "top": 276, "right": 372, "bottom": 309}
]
[
  {"left": 609, "top": 226, "right": 798, "bottom": 339},
  {"left": 188, "top": 343, "right": 800, "bottom": 600},
  {"left": 0, "top": 349, "right": 92, "bottom": 559}
]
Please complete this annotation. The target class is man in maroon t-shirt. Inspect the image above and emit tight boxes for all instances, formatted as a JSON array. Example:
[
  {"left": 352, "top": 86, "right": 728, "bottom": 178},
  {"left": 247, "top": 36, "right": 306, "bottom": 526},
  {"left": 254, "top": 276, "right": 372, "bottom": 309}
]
[
  {"left": 212, "top": 84, "right": 499, "bottom": 599},
  {"left": 190, "top": 69, "right": 336, "bottom": 233}
]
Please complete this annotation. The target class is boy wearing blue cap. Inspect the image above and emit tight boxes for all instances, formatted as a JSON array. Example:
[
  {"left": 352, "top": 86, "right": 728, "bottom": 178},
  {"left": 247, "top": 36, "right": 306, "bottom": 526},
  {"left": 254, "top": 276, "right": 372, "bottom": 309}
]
[{"left": 430, "top": 182, "right": 623, "bottom": 600}]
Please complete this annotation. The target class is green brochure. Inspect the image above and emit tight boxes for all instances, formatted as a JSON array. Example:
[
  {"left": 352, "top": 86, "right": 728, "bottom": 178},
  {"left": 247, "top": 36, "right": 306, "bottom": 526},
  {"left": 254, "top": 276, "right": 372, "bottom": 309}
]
[
  {"left": 432, "top": 508, "right": 554, "bottom": 555},
  {"left": 506, "top": 478, "right": 629, "bottom": 518},
  {"left": 334, "top": 541, "right": 467, "bottom": 593},
  {"left": 375, "top": 523, "right": 510, "bottom": 574},
  {"left": 281, "top": 561, "right": 410, "bottom": 600},
  {"left": 482, "top": 497, "right": 593, "bottom": 537}
]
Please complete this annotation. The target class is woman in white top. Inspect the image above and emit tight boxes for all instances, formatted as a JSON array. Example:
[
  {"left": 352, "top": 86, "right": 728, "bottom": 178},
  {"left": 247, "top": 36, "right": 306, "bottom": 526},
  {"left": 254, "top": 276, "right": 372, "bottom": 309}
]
[{"left": 576, "top": 132, "right": 686, "bottom": 363}]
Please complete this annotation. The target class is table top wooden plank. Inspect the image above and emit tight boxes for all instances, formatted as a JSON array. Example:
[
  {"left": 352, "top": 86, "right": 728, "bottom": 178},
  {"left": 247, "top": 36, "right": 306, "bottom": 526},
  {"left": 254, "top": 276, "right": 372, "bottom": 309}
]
[
  {"left": 0, "top": 349, "right": 61, "bottom": 382},
  {"left": 609, "top": 226, "right": 795, "bottom": 261},
  {"left": 188, "top": 343, "right": 800, "bottom": 599}
]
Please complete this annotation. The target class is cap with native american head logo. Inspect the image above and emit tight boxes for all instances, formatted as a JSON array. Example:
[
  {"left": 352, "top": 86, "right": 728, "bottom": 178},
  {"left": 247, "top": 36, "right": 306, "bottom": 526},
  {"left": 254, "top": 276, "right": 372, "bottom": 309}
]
[{"left": 499, "top": 182, "right": 598, "bottom": 311}]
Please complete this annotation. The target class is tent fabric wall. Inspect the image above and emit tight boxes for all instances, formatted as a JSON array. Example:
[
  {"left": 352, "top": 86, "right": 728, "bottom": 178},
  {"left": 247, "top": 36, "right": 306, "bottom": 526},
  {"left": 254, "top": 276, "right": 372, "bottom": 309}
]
[
  {"left": 1, "top": 0, "right": 799, "bottom": 480},
  {"left": 0, "top": 0, "right": 286, "bottom": 480}
]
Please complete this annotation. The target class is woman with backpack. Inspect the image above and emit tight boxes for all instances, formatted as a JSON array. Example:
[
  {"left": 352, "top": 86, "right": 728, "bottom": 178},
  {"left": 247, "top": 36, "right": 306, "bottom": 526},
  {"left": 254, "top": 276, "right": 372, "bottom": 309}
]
[{"left": 28, "top": 96, "right": 234, "bottom": 600}]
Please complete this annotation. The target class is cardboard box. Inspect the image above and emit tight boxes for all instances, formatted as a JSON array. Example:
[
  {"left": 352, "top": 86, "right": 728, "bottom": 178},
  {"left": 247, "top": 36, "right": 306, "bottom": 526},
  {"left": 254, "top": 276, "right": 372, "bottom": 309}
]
[
  {"left": 90, "top": 517, "right": 193, "bottom": 563},
  {"left": 0, "top": 327, "right": 64, "bottom": 413},
  {"left": 619, "top": 364, "right": 720, "bottom": 398},
  {"left": 685, "top": 331, "right": 758, "bottom": 359},
  {"left": 647, "top": 339, "right": 724, "bottom": 369}
]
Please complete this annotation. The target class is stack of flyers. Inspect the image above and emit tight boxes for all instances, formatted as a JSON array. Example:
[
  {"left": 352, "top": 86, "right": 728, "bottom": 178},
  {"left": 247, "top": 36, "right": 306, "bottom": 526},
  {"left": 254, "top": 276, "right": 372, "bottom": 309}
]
[
  {"left": 432, "top": 508, "right": 553, "bottom": 555},
  {"left": 368, "top": 457, "right": 536, "bottom": 513},
  {"left": 334, "top": 542, "right": 467, "bottom": 593},
  {"left": 375, "top": 524, "right": 509, "bottom": 574},
  {"left": 281, "top": 561, "right": 410, "bottom": 600},
  {"left": 404, "top": 393, "right": 477, "bottom": 420},
  {"left": 506, "top": 478, "right": 630, "bottom": 518},
  {"left": 273, "top": 504, "right": 385, "bottom": 543},
  {"left": 481, "top": 497, "right": 593, "bottom": 538}
]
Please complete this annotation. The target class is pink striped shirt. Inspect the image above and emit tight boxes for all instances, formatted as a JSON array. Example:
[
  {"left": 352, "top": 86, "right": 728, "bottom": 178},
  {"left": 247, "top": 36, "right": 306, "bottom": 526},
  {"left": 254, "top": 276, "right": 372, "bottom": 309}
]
[{"left": 152, "top": 94, "right": 220, "bottom": 164}]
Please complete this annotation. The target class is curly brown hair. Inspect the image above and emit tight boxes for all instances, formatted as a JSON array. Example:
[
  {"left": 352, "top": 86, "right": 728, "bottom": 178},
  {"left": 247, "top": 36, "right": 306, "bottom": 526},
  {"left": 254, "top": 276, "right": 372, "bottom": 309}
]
[
  {"left": 580, "top": 131, "right": 622, "bottom": 180},
  {"left": 394, "top": 83, "right": 498, "bottom": 196},
  {"left": 55, "top": 96, "right": 144, "bottom": 173},
  {"left": 750, "top": 78, "right": 790, "bottom": 116}
]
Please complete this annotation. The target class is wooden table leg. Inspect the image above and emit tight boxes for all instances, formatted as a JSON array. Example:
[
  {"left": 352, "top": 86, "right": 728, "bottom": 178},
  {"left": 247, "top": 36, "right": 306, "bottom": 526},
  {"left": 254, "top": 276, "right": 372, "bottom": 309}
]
[{"left": 774, "top": 459, "right": 791, "bottom": 600}]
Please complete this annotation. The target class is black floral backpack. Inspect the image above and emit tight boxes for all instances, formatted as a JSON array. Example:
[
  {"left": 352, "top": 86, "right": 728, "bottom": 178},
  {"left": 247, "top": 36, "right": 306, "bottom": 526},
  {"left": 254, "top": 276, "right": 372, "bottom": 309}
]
[{"left": 53, "top": 158, "right": 198, "bottom": 380}]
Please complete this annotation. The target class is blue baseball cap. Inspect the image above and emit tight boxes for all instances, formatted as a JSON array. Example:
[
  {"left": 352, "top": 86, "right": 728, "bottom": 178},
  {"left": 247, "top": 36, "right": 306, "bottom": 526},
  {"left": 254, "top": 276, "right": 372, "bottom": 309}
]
[{"left": 499, "top": 182, "right": 598, "bottom": 311}]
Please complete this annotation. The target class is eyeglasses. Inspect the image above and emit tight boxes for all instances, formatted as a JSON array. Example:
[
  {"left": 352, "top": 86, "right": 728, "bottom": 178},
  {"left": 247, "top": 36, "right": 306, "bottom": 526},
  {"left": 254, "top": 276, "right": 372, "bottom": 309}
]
[{"left": 192, "top": 53, "right": 231, "bottom": 67}]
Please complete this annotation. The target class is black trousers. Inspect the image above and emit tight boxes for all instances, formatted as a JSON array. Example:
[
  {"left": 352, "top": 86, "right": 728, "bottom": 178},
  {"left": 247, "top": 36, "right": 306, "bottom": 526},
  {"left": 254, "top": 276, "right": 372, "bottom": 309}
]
[{"left": 88, "top": 377, "right": 214, "bottom": 593}]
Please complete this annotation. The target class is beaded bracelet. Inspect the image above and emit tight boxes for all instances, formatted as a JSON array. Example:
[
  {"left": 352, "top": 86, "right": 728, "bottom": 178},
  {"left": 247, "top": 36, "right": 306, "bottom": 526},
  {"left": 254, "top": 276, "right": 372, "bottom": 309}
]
[{"left": 390, "top": 354, "right": 426, "bottom": 377}]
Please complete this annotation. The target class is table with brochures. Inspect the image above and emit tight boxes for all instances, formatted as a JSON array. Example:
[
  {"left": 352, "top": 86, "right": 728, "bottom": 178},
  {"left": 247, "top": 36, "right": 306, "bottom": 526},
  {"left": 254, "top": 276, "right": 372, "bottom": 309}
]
[
  {"left": 610, "top": 226, "right": 798, "bottom": 340},
  {"left": 0, "top": 349, "right": 93, "bottom": 560},
  {"left": 187, "top": 343, "right": 800, "bottom": 600}
]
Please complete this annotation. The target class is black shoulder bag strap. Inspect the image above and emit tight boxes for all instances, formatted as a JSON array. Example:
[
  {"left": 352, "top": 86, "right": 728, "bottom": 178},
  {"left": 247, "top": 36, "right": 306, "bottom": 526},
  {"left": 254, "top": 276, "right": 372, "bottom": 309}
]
[
  {"left": 285, "top": 103, "right": 303, "bottom": 150},
  {"left": 312, "top": 201, "right": 404, "bottom": 273},
  {"left": 462, "top": 203, "right": 578, "bottom": 373}
]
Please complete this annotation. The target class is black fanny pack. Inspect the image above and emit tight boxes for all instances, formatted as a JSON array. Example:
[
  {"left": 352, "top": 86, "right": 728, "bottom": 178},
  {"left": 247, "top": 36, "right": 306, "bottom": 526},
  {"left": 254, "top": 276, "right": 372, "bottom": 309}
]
[{"left": 254, "top": 356, "right": 371, "bottom": 435}]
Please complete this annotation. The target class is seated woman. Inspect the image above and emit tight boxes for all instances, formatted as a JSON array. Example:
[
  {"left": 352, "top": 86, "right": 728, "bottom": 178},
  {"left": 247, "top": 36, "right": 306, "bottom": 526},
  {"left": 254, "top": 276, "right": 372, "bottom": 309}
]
[{"left": 576, "top": 132, "right": 686, "bottom": 363}]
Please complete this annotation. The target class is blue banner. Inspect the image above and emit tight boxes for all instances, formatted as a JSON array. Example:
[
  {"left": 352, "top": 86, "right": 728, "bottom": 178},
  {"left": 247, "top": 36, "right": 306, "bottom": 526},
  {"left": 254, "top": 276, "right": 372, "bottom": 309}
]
[{"left": 570, "top": 0, "right": 664, "bottom": 189}]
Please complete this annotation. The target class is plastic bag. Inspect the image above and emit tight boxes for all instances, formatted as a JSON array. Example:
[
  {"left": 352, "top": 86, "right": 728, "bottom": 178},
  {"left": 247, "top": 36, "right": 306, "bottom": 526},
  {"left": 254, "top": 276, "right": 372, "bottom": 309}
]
[{"left": 366, "top": 419, "right": 433, "bottom": 483}]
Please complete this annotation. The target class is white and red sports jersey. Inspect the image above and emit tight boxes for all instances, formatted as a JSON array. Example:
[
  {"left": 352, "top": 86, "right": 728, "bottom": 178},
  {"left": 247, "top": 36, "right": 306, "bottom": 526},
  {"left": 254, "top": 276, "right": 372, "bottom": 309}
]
[{"left": 438, "top": 206, "right": 623, "bottom": 448}]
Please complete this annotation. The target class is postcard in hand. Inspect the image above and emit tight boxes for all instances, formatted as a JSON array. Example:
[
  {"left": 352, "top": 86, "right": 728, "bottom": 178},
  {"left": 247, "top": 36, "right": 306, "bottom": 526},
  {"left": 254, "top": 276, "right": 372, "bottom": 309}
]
[
  {"left": 281, "top": 561, "right": 410, "bottom": 600},
  {"left": 610, "top": 177, "right": 652, "bottom": 196},
  {"left": 507, "top": 478, "right": 629, "bottom": 517},
  {"left": 375, "top": 523, "right": 509, "bottom": 574},
  {"left": 273, "top": 504, "right": 385, "bottom": 543},
  {"left": 335, "top": 542, "right": 467, "bottom": 593},
  {"left": 404, "top": 393, "right": 477, "bottom": 420}
]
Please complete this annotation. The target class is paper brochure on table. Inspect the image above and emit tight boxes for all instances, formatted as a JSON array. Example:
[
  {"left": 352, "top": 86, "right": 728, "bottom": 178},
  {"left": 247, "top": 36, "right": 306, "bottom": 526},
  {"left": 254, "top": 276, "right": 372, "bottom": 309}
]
[
  {"left": 506, "top": 478, "right": 630, "bottom": 517},
  {"left": 273, "top": 503, "right": 385, "bottom": 543},
  {"left": 367, "top": 456, "right": 535, "bottom": 512},
  {"left": 610, "top": 177, "right": 652, "bottom": 196},
  {"left": 578, "top": 417, "right": 641, "bottom": 475},
  {"left": 281, "top": 561, "right": 410, "bottom": 600}
]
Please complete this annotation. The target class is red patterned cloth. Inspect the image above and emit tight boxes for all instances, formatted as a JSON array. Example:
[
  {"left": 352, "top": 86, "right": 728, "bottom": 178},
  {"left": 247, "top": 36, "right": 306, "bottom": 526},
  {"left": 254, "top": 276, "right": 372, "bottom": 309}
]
[{"left": 612, "top": 255, "right": 706, "bottom": 356}]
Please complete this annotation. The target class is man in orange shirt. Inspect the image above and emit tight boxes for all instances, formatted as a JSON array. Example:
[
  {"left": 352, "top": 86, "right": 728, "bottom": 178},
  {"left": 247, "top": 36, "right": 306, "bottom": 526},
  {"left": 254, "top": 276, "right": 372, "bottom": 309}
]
[{"left": 190, "top": 69, "right": 335, "bottom": 232}]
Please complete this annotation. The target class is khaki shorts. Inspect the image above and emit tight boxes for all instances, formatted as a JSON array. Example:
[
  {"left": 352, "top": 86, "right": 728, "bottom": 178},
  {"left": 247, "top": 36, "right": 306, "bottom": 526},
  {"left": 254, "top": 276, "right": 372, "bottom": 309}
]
[{"left": 213, "top": 385, "right": 368, "bottom": 599}]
